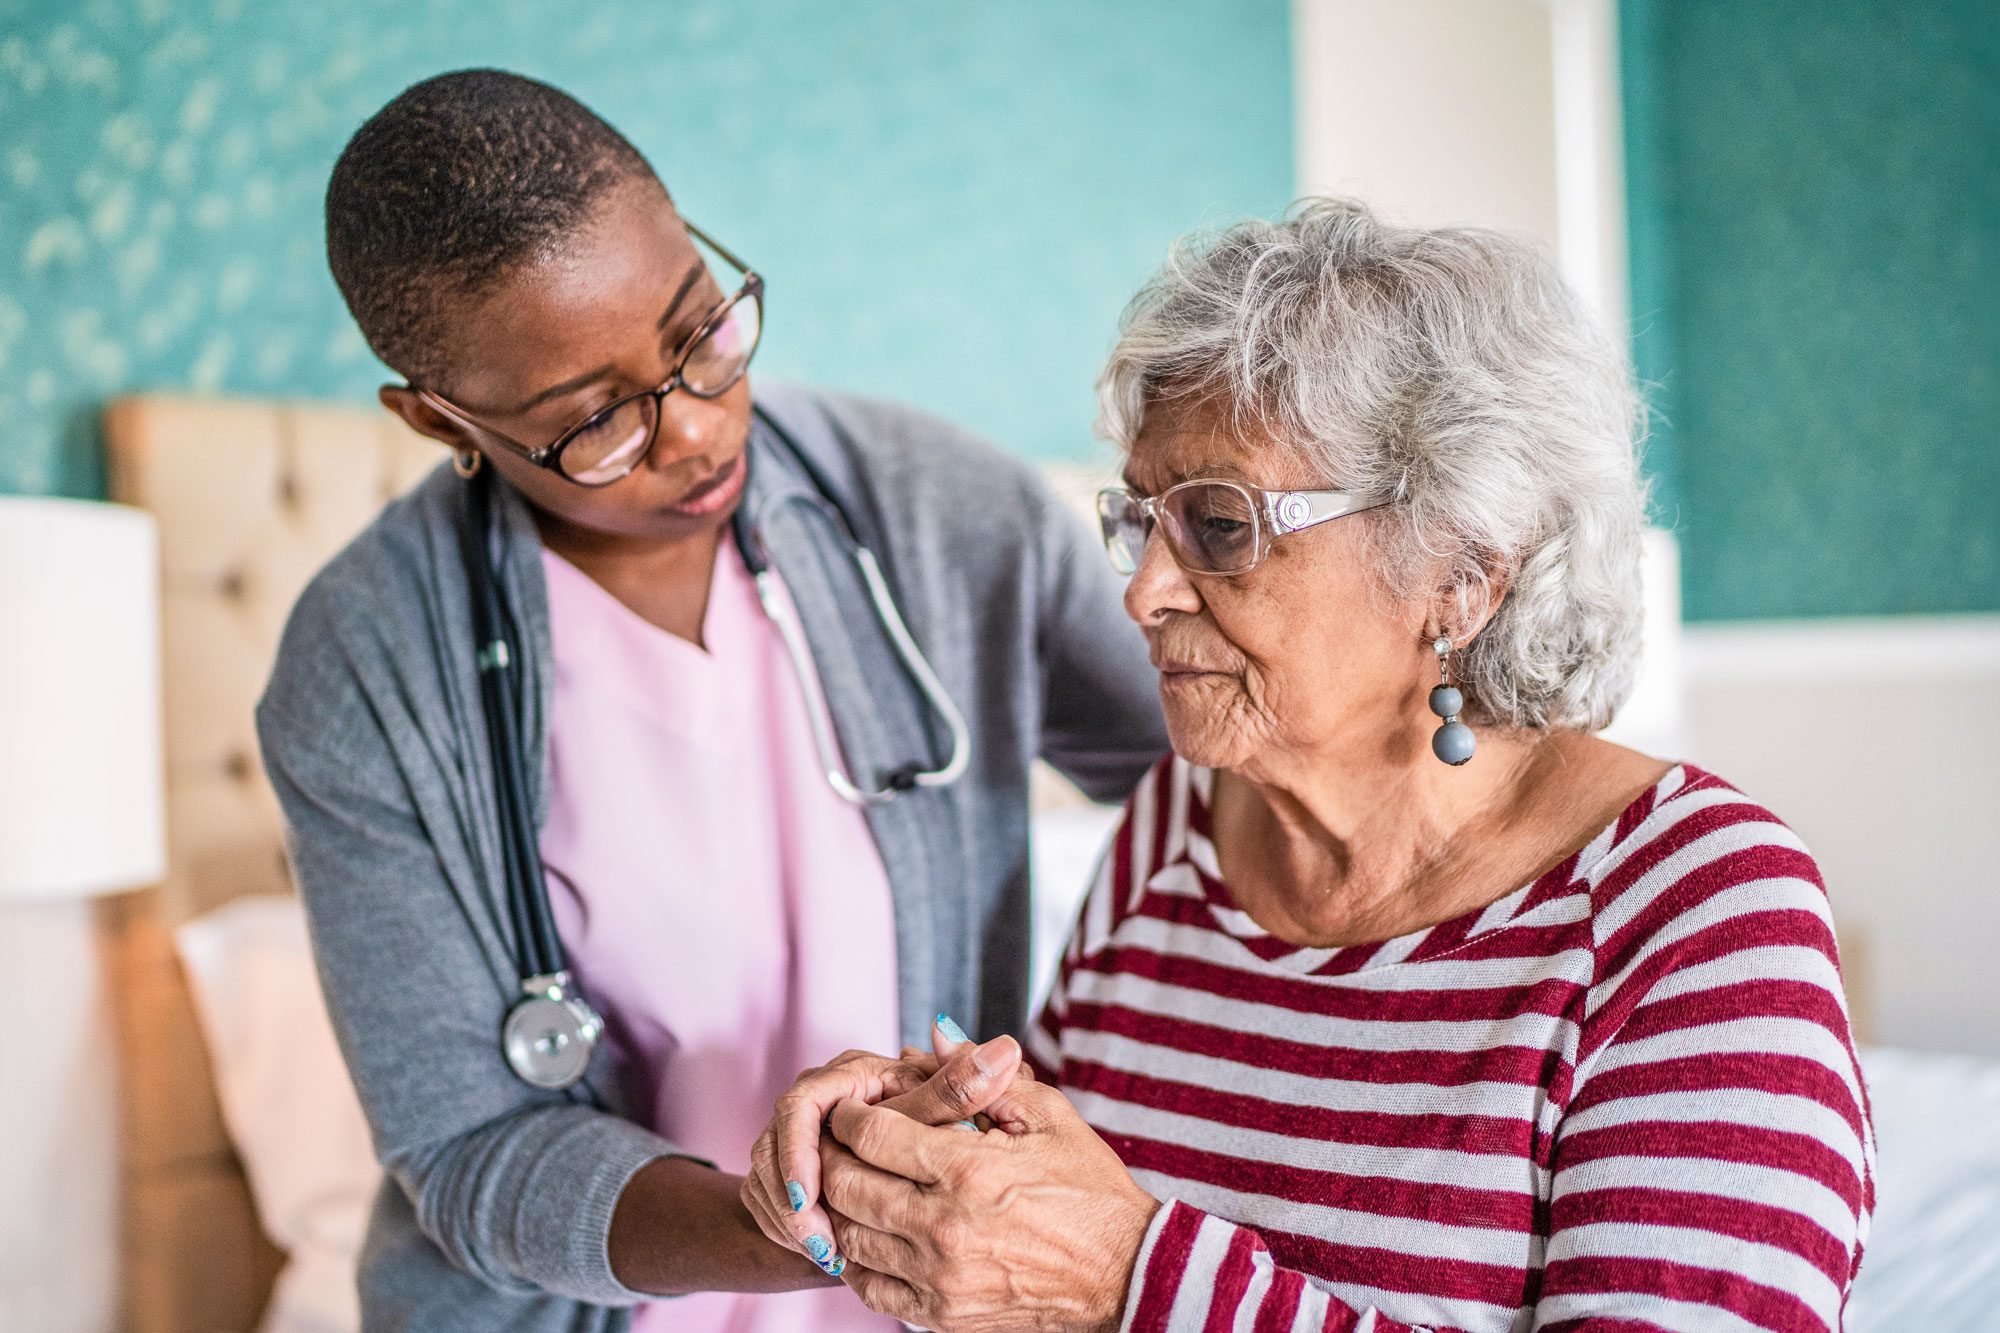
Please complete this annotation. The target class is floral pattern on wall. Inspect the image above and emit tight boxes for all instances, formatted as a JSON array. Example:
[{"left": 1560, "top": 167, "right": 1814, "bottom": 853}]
[{"left": 0, "top": 0, "right": 1293, "bottom": 497}]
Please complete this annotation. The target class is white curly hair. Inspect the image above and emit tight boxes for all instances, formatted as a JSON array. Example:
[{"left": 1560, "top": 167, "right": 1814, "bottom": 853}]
[{"left": 1095, "top": 197, "right": 1649, "bottom": 733}]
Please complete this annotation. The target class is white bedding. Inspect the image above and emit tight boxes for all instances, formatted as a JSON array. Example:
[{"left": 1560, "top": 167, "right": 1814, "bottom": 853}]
[
  {"left": 178, "top": 898, "right": 377, "bottom": 1333},
  {"left": 1848, "top": 1046, "right": 2000, "bottom": 1331}
]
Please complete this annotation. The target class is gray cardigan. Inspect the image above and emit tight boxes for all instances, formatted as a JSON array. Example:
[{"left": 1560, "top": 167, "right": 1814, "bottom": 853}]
[{"left": 256, "top": 382, "right": 1167, "bottom": 1331}]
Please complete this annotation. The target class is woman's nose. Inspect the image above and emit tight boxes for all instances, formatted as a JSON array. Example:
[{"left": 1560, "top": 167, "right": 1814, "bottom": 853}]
[
  {"left": 1122, "top": 526, "right": 1202, "bottom": 626},
  {"left": 647, "top": 389, "right": 733, "bottom": 470}
]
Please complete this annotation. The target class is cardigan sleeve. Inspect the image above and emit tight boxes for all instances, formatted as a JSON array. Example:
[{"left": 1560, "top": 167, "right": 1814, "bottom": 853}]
[{"left": 257, "top": 574, "right": 696, "bottom": 1305}]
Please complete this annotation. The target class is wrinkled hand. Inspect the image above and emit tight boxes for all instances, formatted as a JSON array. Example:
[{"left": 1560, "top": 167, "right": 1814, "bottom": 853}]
[
  {"left": 741, "top": 1019, "right": 1025, "bottom": 1275},
  {"left": 820, "top": 1070, "right": 1159, "bottom": 1332}
]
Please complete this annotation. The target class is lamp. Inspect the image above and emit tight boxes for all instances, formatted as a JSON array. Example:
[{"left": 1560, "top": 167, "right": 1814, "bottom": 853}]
[{"left": 0, "top": 496, "right": 166, "bottom": 899}]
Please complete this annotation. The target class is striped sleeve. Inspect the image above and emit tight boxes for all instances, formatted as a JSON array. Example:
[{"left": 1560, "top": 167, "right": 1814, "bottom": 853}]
[
  {"left": 1123, "top": 1199, "right": 1444, "bottom": 1332},
  {"left": 1536, "top": 789, "right": 1873, "bottom": 1331},
  {"left": 1116, "top": 784, "right": 1873, "bottom": 1333}
]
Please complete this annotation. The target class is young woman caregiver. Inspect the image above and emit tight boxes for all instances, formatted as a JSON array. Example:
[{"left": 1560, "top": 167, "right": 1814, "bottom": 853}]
[{"left": 256, "top": 69, "right": 1166, "bottom": 1331}]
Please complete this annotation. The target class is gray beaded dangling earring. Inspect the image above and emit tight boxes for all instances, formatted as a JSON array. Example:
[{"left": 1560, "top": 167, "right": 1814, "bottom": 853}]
[{"left": 1428, "top": 636, "right": 1476, "bottom": 766}]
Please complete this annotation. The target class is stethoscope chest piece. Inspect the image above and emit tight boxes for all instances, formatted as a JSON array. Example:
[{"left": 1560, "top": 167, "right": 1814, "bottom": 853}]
[{"left": 502, "top": 972, "right": 603, "bottom": 1090}]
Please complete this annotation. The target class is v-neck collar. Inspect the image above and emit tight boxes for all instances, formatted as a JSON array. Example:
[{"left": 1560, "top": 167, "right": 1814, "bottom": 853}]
[
  {"left": 541, "top": 536, "right": 735, "bottom": 665},
  {"left": 1157, "top": 760, "right": 1691, "bottom": 976},
  {"left": 541, "top": 536, "right": 772, "bottom": 749}
]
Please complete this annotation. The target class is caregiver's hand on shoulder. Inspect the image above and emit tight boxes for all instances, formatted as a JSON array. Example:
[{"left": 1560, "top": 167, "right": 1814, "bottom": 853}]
[
  {"left": 741, "top": 1017, "right": 1024, "bottom": 1275},
  {"left": 820, "top": 1074, "right": 1159, "bottom": 1333}
]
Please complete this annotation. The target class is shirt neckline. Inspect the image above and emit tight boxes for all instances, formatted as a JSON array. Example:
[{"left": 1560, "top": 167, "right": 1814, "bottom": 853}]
[
  {"left": 1162, "top": 760, "right": 1694, "bottom": 976},
  {"left": 541, "top": 538, "right": 741, "bottom": 666},
  {"left": 540, "top": 539, "right": 776, "bottom": 747}
]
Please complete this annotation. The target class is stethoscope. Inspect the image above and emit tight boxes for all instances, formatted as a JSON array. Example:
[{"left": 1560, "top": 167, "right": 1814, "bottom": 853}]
[{"left": 460, "top": 413, "right": 970, "bottom": 1089}]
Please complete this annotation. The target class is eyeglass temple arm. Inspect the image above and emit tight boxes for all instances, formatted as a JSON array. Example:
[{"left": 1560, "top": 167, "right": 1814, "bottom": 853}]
[
  {"left": 412, "top": 388, "right": 551, "bottom": 465},
  {"left": 1263, "top": 488, "right": 1382, "bottom": 535},
  {"left": 681, "top": 217, "right": 758, "bottom": 283}
]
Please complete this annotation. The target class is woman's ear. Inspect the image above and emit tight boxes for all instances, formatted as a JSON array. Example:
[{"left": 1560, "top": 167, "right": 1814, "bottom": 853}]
[
  {"left": 1475, "top": 555, "right": 1514, "bottom": 633},
  {"left": 1425, "top": 552, "right": 1515, "bottom": 645},
  {"left": 379, "top": 384, "right": 469, "bottom": 451}
]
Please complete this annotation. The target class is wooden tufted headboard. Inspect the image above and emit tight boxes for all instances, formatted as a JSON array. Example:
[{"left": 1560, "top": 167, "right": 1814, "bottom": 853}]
[{"left": 101, "top": 394, "right": 438, "bottom": 1333}]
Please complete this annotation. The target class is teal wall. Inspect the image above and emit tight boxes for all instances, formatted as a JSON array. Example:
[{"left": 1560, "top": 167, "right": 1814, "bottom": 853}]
[
  {"left": 1622, "top": 0, "right": 2000, "bottom": 621},
  {"left": 0, "top": 0, "right": 1293, "bottom": 498}
]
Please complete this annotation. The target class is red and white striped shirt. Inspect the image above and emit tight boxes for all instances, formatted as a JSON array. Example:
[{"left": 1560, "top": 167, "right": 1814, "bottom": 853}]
[{"left": 1031, "top": 757, "right": 1874, "bottom": 1333}]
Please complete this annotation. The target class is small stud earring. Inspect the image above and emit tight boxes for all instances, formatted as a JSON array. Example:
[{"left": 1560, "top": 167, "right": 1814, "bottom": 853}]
[
  {"left": 1428, "top": 636, "right": 1475, "bottom": 766},
  {"left": 452, "top": 447, "right": 483, "bottom": 479}
]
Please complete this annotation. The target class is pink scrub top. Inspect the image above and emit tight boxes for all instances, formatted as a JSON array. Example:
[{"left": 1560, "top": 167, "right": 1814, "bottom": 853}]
[{"left": 539, "top": 538, "right": 901, "bottom": 1332}]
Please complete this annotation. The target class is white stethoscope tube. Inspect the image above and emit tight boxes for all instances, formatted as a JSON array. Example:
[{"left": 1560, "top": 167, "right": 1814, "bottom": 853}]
[{"left": 748, "top": 492, "right": 971, "bottom": 806}]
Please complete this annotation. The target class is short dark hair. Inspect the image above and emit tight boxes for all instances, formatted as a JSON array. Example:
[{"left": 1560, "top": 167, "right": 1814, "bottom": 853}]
[{"left": 326, "top": 69, "right": 658, "bottom": 384}]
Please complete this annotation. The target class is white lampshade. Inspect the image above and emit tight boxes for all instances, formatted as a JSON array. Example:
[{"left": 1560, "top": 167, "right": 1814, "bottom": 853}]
[{"left": 0, "top": 496, "right": 166, "bottom": 899}]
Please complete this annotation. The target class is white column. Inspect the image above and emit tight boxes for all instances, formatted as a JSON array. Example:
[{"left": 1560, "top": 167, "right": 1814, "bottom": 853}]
[
  {"left": 1549, "top": 0, "right": 1630, "bottom": 334},
  {"left": 1293, "top": 0, "right": 1560, "bottom": 247},
  {"left": 1291, "top": 0, "right": 1629, "bottom": 329}
]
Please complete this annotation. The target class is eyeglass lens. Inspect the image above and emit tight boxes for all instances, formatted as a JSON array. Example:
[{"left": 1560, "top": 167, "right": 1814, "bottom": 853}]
[
  {"left": 1098, "top": 482, "right": 1262, "bottom": 576},
  {"left": 1098, "top": 489, "right": 1148, "bottom": 575},
  {"left": 681, "top": 294, "right": 760, "bottom": 396},
  {"left": 557, "top": 292, "right": 763, "bottom": 485}
]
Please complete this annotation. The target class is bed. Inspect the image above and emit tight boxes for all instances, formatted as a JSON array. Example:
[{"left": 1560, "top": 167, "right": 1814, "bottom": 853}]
[
  {"left": 99, "top": 392, "right": 2000, "bottom": 1332},
  {"left": 1846, "top": 1047, "right": 2000, "bottom": 1329},
  {"left": 102, "top": 394, "right": 437, "bottom": 1332}
]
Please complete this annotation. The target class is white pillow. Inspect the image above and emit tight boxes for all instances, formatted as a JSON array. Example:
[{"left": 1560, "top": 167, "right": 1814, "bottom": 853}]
[{"left": 177, "top": 896, "right": 376, "bottom": 1333}]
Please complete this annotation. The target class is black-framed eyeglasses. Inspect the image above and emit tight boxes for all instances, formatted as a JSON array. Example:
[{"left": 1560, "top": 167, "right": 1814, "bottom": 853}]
[
  {"left": 416, "top": 219, "right": 764, "bottom": 488},
  {"left": 1096, "top": 479, "right": 1384, "bottom": 577}
]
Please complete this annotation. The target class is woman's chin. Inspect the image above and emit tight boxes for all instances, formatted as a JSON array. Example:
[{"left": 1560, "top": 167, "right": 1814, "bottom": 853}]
[{"left": 1160, "top": 678, "right": 1251, "bottom": 771}]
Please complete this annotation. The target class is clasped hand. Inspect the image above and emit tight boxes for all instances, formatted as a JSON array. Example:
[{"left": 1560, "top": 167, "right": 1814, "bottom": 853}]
[{"left": 741, "top": 1021, "right": 1158, "bottom": 1332}]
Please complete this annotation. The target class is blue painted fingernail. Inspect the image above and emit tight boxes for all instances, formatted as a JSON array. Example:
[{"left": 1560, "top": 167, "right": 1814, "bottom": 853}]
[
  {"left": 804, "top": 1234, "right": 831, "bottom": 1264},
  {"left": 935, "top": 1012, "right": 970, "bottom": 1044},
  {"left": 825, "top": 1255, "right": 846, "bottom": 1277},
  {"left": 786, "top": 1181, "right": 807, "bottom": 1212},
  {"left": 952, "top": 1118, "right": 979, "bottom": 1132}
]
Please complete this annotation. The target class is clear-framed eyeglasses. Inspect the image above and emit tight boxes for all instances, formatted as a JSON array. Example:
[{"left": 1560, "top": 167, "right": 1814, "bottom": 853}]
[{"left": 1096, "top": 478, "right": 1384, "bottom": 577}]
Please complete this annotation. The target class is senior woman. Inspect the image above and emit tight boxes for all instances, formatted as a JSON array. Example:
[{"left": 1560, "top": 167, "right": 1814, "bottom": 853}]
[{"left": 744, "top": 199, "right": 1874, "bottom": 1332}]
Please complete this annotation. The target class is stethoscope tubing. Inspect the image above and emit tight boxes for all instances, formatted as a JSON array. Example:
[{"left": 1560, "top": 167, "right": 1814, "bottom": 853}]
[
  {"left": 463, "top": 424, "right": 971, "bottom": 1088},
  {"left": 461, "top": 471, "right": 562, "bottom": 979},
  {"left": 740, "top": 487, "right": 971, "bottom": 804}
]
